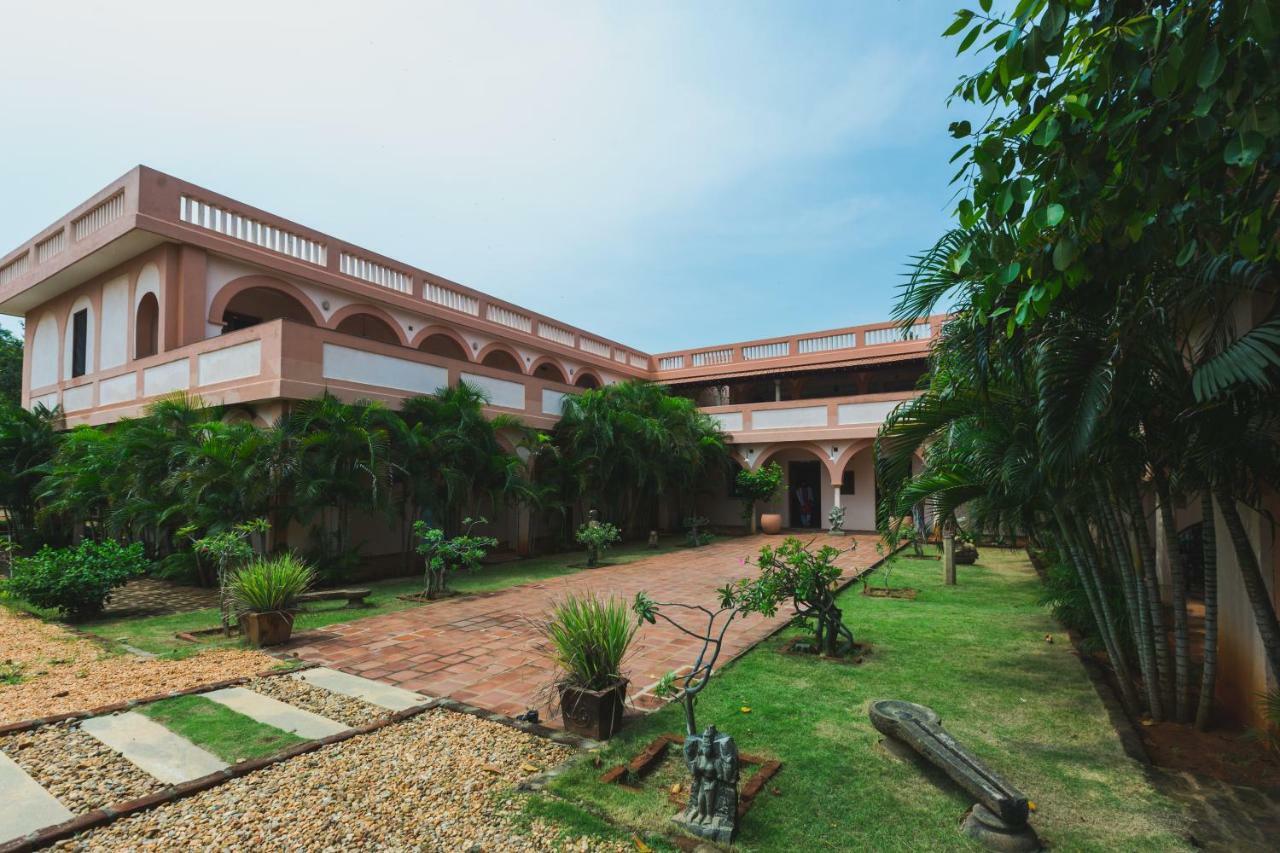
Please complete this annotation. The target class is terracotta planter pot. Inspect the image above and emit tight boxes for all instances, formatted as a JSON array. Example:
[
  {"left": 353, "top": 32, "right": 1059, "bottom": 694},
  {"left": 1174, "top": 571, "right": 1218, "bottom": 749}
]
[
  {"left": 760, "top": 513, "right": 783, "bottom": 535},
  {"left": 238, "top": 610, "right": 295, "bottom": 647},
  {"left": 558, "top": 678, "right": 628, "bottom": 740}
]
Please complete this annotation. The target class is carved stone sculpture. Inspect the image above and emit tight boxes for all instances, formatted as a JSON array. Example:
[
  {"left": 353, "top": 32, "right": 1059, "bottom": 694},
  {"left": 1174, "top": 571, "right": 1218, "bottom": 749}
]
[
  {"left": 869, "top": 700, "right": 1040, "bottom": 852},
  {"left": 672, "top": 725, "right": 739, "bottom": 844}
]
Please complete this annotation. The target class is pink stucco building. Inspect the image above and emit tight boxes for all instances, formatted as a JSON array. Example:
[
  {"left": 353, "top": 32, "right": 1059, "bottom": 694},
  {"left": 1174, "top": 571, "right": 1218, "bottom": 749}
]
[{"left": 0, "top": 166, "right": 936, "bottom": 541}]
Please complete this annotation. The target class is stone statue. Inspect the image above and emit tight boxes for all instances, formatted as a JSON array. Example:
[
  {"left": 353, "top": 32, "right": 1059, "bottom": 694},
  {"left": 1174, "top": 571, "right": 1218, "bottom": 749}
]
[
  {"left": 828, "top": 503, "right": 846, "bottom": 535},
  {"left": 869, "top": 700, "right": 1040, "bottom": 851},
  {"left": 674, "top": 725, "right": 739, "bottom": 843}
]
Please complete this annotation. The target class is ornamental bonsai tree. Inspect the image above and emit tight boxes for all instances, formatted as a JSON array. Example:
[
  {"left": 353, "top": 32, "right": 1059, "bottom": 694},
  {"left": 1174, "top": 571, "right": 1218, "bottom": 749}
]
[
  {"left": 735, "top": 462, "right": 782, "bottom": 534},
  {"left": 685, "top": 515, "right": 713, "bottom": 547},
  {"left": 188, "top": 518, "right": 270, "bottom": 636},
  {"left": 542, "top": 592, "right": 636, "bottom": 739},
  {"left": 413, "top": 517, "right": 497, "bottom": 599},
  {"left": 735, "top": 537, "right": 856, "bottom": 657},
  {"left": 633, "top": 586, "right": 744, "bottom": 737},
  {"left": 576, "top": 513, "right": 621, "bottom": 567}
]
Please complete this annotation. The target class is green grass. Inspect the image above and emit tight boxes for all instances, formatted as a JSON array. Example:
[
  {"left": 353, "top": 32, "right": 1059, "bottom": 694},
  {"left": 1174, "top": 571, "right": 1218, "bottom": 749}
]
[
  {"left": 64, "top": 535, "right": 696, "bottom": 657},
  {"left": 531, "top": 549, "right": 1189, "bottom": 852},
  {"left": 137, "top": 694, "right": 306, "bottom": 763}
]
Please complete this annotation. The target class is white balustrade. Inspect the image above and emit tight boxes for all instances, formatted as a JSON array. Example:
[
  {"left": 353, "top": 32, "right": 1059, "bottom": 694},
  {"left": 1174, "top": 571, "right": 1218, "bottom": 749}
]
[
  {"left": 424, "top": 282, "right": 480, "bottom": 315},
  {"left": 691, "top": 348, "right": 733, "bottom": 367},
  {"left": 580, "top": 337, "right": 611, "bottom": 358},
  {"left": 0, "top": 253, "right": 28, "bottom": 285},
  {"left": 72, "top": 192, "right": 126, "bottom": 241},
  {"left": 742, "top": 341, "right": 789, "bottom": 360},
  {"left": 486, "top": 304, "right": 533, "bottom": 333},
  {"left": 35, "top": 231, "right": 65, "bottom": 263},
  {"left": 658, "top": 355, "right": 685, "bottom": 370},
  {"left": 538, "top": 322, "right": 575, "bottom": 347},
  {"left": 339, "top": 252, "right": 411, "bottom": 293},
  {"left": 864, "top": 323, "right": 931, "bottom": 346},
  {"left": 180, "top": 195, "right": 327, "bottom": 266},
  {"left": 798, "top": 332, "right": 856, "bottom": 354}
]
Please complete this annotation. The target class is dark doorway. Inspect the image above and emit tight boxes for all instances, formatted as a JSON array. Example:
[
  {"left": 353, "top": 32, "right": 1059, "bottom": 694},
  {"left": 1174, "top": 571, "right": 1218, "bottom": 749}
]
[{"left": 788, "top": 460, "right": 821, "bottom": 529}]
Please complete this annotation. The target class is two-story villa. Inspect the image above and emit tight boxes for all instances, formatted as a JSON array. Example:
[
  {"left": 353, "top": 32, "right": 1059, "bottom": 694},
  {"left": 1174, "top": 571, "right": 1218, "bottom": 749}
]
[{"left": 0, "top": 166, "right": 936, "bottom": 549}]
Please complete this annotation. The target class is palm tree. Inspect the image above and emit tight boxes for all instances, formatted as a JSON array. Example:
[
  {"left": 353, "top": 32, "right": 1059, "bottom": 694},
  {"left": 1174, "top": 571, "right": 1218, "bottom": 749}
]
[{"left": 0, "top": 403, "right": 61, "bottom": 549}]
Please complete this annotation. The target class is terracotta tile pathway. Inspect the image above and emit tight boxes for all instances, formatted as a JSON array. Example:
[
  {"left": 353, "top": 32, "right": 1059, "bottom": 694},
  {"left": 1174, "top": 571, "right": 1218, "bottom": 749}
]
[{"left": 283, "top": 533, "right": 880, "bottom": 723}]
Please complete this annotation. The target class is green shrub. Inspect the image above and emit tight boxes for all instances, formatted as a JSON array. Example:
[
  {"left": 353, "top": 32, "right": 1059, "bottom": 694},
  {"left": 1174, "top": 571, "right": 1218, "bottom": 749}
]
[
  {"left": 8, "top": 540, "right": 148, "bottom": 619},
  {"left": 736, "top": 462, "right": 783, "bottom": 530},
  {"left": 543, "top": 592, "right": 636, "bottom": 691},
  {"left": 576, "top": 518, "right": 621, "bottom": 567},
  {"left": 228, "top": 554, "right": 315, "bottom": 614}
]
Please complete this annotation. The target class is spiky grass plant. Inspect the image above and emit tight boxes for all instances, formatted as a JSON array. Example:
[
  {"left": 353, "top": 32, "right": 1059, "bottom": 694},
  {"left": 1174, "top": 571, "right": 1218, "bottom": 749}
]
[
  {"left": 544, "top": 592, "right": 636, "bottom": 691},
  {"left": 229, "top": 554, "right": 315, "bottom": 614}
]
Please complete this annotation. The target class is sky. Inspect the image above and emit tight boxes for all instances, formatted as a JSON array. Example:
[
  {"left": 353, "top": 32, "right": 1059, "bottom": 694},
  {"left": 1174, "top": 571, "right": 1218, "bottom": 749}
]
[{"left": 0, "top": 0, "right": 979, "bottom": 352}]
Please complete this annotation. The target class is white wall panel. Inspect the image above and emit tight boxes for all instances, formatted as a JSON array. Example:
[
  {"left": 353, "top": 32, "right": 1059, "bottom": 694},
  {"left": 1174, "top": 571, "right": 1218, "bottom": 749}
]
[
  {"left": 143, "top": 359, "right": 190, "bottom": 397},
  {"left": 198, "top": 340, "right": 261, "bottom": 386},
  {"left": 99, "top": 373, "right": 137, "bottom": 405},
  {"left": 461, "top": 372, "right": 525, "bottom": 410},
  {"left": 322, "top": 343, "right": 446, "bottom": 395},
  {"left": 99, "top": 276, "right": 129, "bottom": 369},
  {"left": 751, "top": 405, "right": 826, "bottom": 430}
]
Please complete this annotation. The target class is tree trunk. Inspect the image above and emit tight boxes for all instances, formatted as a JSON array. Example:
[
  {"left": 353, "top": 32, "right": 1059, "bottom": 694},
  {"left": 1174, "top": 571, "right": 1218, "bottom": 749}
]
[
  {"left": 1155, "top": 475, "right": 1191, "bottom": 722},
  {"left": 1127, "top": 489, "right": 1173, "bottom": 712},
  {"left": 1055, "top": 509, "right": 1141, "bottom": 716},
  {"left": 1195, "top": 491, "right": 1219, "bottom": 731},
  {"left": 1097, "top": 487, "right": 1161, "bottom": 719},
  {"left": 1213, "top": 485, "right": 1280, "bottom": 683}
]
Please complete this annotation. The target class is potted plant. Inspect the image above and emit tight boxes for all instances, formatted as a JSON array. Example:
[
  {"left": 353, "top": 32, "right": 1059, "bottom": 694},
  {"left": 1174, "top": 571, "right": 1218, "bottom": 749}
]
[
  {"left": 229, "top": 554, "right": 315, "bottom": 647},
  {"left": 544, "top": 592, "right": 636, "bottom": 739},
  {"left": 576, "top": 513, "right": 621, "bottom": 567},
  {"left": 736, "top": 462, "right": 783, "bottom": 534}
]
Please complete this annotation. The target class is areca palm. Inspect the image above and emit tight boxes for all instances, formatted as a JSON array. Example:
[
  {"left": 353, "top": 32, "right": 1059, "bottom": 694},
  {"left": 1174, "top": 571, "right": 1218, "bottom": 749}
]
[{"left": 0, "top": 403, "right": 61, "bottom": 549}]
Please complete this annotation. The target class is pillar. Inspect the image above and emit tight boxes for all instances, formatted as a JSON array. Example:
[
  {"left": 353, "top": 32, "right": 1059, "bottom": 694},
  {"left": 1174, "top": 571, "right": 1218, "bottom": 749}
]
[
  {"left": 943, "top": 528, "right": 956, "bottom": 585},
  {"left": 516, "top": 503, "right": 532, "bottom": 557}
]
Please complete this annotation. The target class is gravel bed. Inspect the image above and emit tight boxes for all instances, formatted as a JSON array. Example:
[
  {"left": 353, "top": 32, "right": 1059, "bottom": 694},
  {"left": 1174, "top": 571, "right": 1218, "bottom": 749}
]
[
  {"left": 241, "top": 674, "right": 391, "bottom": 728},
  {"left": 1, "top": 721, "right": 160, "bottom": 814},
  {"left": 58, "top": 708, "right": 622, "bottom": 852},
  {"left": 0, "top": 606, "right": 277, "bottom": 724}
]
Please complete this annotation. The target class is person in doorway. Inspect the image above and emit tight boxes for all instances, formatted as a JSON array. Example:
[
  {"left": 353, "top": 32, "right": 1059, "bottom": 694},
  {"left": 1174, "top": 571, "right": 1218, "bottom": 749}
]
[{"left": 795, "top": 483, "right": 816, "bottom": 527}]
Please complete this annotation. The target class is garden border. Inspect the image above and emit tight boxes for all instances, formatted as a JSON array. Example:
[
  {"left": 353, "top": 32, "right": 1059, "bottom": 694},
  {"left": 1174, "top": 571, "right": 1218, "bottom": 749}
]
[
  {"left": 0, "top": 661, "right": 316, "bottom": 737},
  {"left": 1, "top": 694, "right": 603, "bottom": 852}
]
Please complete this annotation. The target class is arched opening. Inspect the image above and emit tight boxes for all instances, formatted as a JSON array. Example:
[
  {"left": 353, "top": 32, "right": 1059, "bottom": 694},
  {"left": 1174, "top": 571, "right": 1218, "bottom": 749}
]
[
  {"left": 480, "top": 348, "right": 523, "bottom": 375},
  {"left": 532, "top": 360, "right": 567, "bottom": 384},
  {"left": 574, "top": 371, "right": 601, "bottom": 389},
  {"left": 418, "top": 332, "right": 469, "bottom": 361},
  {"left": 221, "top": 286, "right": 317, "bottom": 333},
  {"left": 135, "top": 292, "right": 159, "bottom": 359},
  {"left": 335, "top": 313, "right": 400, "bottom": 345}
]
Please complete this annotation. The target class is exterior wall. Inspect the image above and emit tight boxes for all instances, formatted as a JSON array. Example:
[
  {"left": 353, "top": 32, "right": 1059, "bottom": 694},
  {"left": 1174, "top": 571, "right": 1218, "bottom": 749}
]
[
  {"left": 1212, "top": 490, "right": 1279, "bottom": 727},
  {"left": 23, "top": 245, "right": 174, "bottom": 413}
]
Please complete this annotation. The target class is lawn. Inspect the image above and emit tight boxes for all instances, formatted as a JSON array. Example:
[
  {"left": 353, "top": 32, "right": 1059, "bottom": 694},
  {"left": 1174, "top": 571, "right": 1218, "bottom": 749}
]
[
  {"left": 75, "top": 535, "right": 694, "bottom": 657},
  {"left": 528, "top": 549, "right": 1189, "bottom": 852},
  {"left": 137, "top": 694, "right": 306, "bottom": 763}
]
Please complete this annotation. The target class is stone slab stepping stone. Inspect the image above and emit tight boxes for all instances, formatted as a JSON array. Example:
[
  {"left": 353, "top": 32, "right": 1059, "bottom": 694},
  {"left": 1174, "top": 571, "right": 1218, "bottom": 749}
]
[
  {"left": 0, "top": 752, "right": 74, "bottom": 843},
  {"left": 203, "top": 686, "right": 350, "bottom": 739},
  {"left": 81, "top": 712, "right": 228, "bottom": 785},
  {"left": 293, "top": 666, "right": 430, "bottom": 711}
]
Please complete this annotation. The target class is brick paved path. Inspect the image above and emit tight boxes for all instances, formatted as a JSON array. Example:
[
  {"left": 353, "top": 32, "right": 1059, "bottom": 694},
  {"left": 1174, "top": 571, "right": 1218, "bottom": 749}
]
[{"left": 283, "top": 533, "right": 879, "bottom": 722}]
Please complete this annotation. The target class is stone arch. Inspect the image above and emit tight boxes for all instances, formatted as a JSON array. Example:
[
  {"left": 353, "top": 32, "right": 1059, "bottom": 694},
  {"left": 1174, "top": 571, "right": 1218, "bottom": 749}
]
[
  {"left": 30, "top": 313, "right": 60, "bottom": 389},
  {"left": 63, "top": 295, "right": 95, "bottom": 380},
  {"left": 329, "top": 304, "right": 406, "bottom": 345},
  {"left": 529, "top": 357, "right": 568, "bottom": 384},
  {"left": 573, "top": 368, "right": 602, "bottom": 389},
  {"left": 135, "top": 291, "right": 159, "bottom": 359},
  {"left": 753, "top": 441, "right": 829, "bottom": 473},
  {"left": 411, "top": 326, "right": 472, "bottom": 362},
  {"left": 476, "top": 343, "right": 525, "bottom": 375},
  {"left": 208, "top": 275, "right": 325, "bottom": 330},
  {"left": 831, "top": 439, "right": 876, "bottom": 482}
]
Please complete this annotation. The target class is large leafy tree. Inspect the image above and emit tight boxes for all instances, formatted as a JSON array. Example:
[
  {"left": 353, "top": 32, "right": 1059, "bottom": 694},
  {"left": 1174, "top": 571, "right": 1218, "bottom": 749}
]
[
  {"left": 879, "top": 0, "right": 1280, "bottom": 729},
  {"left": 922, "top": 0, "right": 1279, "bottom": 333},
  {"left": 0, "top": 327, "right": 22, "bottom": 407},
  {"left": 550, "top": 381, "right": 727, "bottom": 533}
]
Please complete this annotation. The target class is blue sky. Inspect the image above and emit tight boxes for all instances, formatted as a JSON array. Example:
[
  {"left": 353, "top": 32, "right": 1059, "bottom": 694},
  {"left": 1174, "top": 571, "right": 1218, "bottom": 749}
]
[{"left": 0, "top": 1, "right": 978, "bottom": 352}]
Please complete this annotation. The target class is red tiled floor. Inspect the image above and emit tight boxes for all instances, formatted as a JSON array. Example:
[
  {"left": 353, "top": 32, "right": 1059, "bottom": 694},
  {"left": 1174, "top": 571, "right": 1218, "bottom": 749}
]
[{"left": 283, "top": 533, "right": 879, "bottom": 725}]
